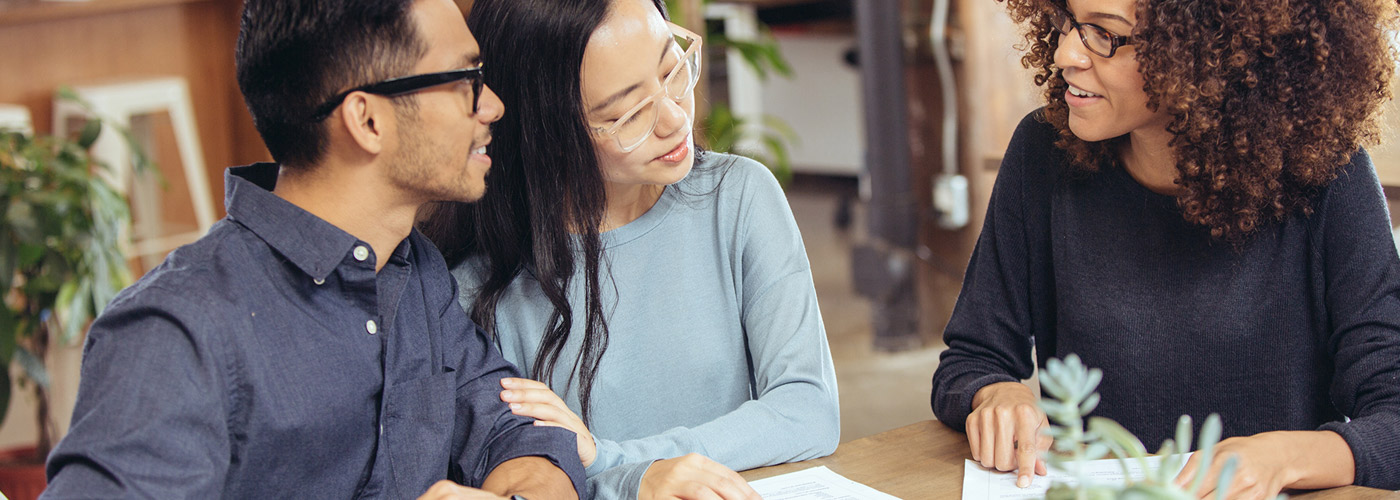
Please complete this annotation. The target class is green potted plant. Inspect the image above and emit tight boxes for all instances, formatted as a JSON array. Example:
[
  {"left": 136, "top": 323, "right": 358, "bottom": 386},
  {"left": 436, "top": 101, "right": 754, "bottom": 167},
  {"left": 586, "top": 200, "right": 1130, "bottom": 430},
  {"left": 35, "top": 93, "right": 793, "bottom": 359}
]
[
  {"left": 1038, "top": 355, "right": 1273, "bottom": 500},
  {"left": 0, "top": 91, "right": 138, "bottom": 498}
]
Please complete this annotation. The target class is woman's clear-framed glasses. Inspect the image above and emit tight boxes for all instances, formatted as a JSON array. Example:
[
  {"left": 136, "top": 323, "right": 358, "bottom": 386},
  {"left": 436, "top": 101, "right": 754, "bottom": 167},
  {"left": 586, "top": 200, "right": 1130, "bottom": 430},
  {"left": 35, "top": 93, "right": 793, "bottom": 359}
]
[
  {"left": 592, "top": 23, "right": 703, "bottom": 153},
  {"left": 1047, "top": 5, "right": 1135, "bottom": 58}
]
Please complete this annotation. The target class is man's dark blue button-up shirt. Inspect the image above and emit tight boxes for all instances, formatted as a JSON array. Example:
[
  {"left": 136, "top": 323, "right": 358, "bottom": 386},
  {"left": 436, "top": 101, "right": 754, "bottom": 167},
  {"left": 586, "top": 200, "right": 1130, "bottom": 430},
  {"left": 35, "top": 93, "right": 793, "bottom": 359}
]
[{"left": 43, "top": 163, "right": 585, "bottom": 499}]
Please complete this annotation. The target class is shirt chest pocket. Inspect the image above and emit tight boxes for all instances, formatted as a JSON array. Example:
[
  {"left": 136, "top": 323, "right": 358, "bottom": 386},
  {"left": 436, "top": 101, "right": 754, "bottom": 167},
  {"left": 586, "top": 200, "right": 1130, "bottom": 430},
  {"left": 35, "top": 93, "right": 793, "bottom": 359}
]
[{"left": 382, "top": 371, "right": 457, "bottom": 492}]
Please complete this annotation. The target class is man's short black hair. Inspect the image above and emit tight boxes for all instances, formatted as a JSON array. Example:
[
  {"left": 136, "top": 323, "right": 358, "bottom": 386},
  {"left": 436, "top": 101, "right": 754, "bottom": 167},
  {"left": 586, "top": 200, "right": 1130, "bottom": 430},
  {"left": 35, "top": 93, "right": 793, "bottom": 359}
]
[{"left": 236, "top": 0, "right": 428, "bottom": 168}]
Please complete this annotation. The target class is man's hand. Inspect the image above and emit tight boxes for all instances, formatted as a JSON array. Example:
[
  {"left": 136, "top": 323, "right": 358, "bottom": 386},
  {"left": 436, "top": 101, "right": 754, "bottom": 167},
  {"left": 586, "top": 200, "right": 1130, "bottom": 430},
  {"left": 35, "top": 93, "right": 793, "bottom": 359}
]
[
  {"left": 500, "top": 377, "right": 597, "bottom": 467},
  {"left": 482, "top": 456, "right": 577, "bottom": 500},
  {"left": 639, "top": 453, "right": 761, "bottom": 500},
  {"left": 416, "top": 480, "right": 507, "bottom": 500},
  {"left": 967, "top": 381, "right": 1051, "bottom": 488},
  {"left": 1174, "top": 430, "right": 1354, "bottom": 500}
]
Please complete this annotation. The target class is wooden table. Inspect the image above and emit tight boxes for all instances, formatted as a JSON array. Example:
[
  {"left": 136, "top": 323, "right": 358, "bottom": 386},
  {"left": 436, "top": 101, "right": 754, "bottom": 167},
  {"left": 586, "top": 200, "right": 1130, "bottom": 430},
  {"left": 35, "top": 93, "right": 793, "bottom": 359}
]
[{"left": 740, "top": 421, "right": 1400, "bottom": 499}]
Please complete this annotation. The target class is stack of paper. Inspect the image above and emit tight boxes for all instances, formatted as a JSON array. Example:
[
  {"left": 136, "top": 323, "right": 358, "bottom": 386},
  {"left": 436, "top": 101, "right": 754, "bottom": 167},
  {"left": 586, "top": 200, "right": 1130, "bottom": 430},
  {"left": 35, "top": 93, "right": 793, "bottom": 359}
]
[
  {"left": 749, "top": 466, "right": 901, "bottom": 500},
  {"left": 961, "top": 454, "right": 1192, "bottom": 500}
]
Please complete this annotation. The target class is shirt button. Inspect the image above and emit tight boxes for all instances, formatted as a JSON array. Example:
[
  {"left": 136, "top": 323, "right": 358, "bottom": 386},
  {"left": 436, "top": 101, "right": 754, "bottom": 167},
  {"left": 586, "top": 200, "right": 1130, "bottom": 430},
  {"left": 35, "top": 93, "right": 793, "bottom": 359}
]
[
  {"left": 353, "top": 245, "right": 369, "bottom": 262},
  {"left": 379, "top": 424, "right": 384, "bottom": 436},
  {"left": 366, "top": 320, "right": 378, "bottom": 335},
  {"left": 313, "top": 277, "right": 325, "bottom": 285}
]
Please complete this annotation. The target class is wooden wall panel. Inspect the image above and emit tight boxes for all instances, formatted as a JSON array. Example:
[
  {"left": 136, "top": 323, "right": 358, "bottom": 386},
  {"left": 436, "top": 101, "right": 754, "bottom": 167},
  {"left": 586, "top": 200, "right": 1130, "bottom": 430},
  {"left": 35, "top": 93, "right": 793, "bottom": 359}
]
[{"left": 0, "top": 0, "right": 270, "bottom": 222}]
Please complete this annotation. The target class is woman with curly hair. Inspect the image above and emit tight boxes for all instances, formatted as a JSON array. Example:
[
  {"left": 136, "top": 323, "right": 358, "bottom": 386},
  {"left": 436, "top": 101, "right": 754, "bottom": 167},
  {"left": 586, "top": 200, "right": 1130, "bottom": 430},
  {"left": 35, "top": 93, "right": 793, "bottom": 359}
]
[{"left": 930, "top": 0, "right": 1400, "bottom": 496}]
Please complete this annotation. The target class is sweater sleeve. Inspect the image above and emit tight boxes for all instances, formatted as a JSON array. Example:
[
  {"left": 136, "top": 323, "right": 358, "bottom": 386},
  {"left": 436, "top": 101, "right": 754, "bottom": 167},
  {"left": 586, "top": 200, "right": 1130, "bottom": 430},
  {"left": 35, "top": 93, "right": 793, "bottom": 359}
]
[
  {"left": 581, "top": 156, "right": 841, "bottom": 491},
  {"left": 580, "top": 459, "right": 652, "bottom": 500},
  {"left": 930, "top": 111, "right": 1056, "bottom": 431},
  {"left": 1312, "top": 149, "right": 1400, "bottom": 489}
]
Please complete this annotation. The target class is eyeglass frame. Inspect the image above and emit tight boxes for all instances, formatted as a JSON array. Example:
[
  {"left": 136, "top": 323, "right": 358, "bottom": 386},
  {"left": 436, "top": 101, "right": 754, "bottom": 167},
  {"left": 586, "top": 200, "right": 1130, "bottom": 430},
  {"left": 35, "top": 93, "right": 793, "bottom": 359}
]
[
  {"left": 309, "top": 66, "right": 485, "bottom": 122},
  {"left": 1047, "top": 5, "right": 1136, "bottom": 59},
  {"left": 589, "top": 22, "right": 703, "bottom": 153}
]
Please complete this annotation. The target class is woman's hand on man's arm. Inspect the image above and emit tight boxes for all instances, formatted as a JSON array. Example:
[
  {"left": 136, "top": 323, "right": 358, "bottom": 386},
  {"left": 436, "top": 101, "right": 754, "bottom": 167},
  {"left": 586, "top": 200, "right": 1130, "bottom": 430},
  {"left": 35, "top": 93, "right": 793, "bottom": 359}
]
[{"left": 500, "top": 377, "right": 598, "bottom": 467}]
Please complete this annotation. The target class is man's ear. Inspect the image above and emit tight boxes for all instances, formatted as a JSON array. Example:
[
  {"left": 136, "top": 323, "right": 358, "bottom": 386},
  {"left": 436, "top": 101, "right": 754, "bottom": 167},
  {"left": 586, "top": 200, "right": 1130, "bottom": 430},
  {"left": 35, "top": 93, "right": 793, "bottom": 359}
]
[{"left": 337, "top": 92, "right": 392, "bottom": 156}]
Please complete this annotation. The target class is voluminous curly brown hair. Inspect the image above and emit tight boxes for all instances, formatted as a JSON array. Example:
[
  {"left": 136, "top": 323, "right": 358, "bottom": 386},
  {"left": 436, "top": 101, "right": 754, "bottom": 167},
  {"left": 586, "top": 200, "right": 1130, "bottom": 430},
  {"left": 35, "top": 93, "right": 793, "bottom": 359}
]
[{"left": 1003, "top": 0, "right": 1398, "bottom": 241}]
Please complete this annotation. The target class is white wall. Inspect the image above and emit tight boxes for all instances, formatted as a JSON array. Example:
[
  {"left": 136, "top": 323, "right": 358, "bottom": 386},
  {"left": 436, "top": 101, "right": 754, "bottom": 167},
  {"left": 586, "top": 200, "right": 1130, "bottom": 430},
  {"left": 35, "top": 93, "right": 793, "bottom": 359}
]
[
  {"left": 0, "top": 338, "right": 83, "bottom": 451},
  {"left": 760, "top": 32, "right": 864, "bottom": 176}
]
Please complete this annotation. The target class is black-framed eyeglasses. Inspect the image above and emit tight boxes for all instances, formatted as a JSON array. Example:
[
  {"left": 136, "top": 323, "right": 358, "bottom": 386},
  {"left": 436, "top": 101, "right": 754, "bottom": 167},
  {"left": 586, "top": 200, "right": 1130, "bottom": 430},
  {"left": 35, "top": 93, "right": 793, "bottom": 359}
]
[
  {"left": 310, "top": 66, "right": 485, "bottom": 121},
  {"left": 1048, "top": 6, "right": 1135, "bottom": 58}
]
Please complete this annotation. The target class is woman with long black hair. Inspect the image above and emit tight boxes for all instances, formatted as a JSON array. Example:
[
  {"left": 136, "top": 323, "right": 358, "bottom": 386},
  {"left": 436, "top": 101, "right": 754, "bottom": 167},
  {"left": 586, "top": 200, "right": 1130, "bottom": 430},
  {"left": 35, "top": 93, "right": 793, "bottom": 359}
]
[{"left": 419, "top": 0, "right": 840, "bottom": 498}]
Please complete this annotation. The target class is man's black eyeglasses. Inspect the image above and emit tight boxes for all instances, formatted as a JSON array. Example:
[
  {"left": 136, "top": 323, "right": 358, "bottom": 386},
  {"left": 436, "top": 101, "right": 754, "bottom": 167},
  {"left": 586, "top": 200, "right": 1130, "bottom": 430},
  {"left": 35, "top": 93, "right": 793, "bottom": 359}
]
[{"left": 310, "top": 66, "right": 484, "bottom": 121}]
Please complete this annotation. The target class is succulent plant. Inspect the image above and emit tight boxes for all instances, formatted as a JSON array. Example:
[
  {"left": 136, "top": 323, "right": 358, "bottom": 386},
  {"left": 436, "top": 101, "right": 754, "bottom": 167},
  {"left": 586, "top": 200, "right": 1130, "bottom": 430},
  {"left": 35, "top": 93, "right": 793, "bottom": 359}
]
[{"left": 1038, "top": 354, "right": 1281, "bottom": 500}]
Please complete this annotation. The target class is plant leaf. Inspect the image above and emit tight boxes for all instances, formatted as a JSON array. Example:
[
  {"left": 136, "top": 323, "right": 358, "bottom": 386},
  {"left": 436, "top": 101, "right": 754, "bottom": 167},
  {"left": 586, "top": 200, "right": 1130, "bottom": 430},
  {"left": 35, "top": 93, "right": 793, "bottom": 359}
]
[
  {"left": 76, "top": 119, "right": 101, "bottom": 149},
  {"left": 58, "top": 278, "right": 92, "bottom": 345},
  {"left": 1190, "top": 414, "right": 1223, "bottom": 494},
  {"left": 7, "top": 201, "right": 40, "bottom": 244},
  {"left": 1039, "top": 398, "right": 1066, "bottom": 418},
  {"left": 0, "top": 367, "right": 10, "bottom": 429},
  {"left": 1040, "top": 371, "right": 1070, "bottom": 405},
  {"left": 16, "top": 243, "right": 43, "bottom": 270},
  {"left": 15, "top": 346, "right": 48, "bottom": 390},
  {"left": 1213, "top": 456, "right": 1239, "bottom": 500},
  {"left": 0, "top": 307, "right": 16, "bottom": 363},
  {"left": 1042, "top": 357, "right": 1071, "bottom": 401},
  {"left": 1174, "top": 415, "right": 1193, "bottom": 455},
  {"left": 1079, "top": 392, "right": 1101, "bottom": 415},
  {"left": 1078, "top": 367, "right": 1102, "bottom": 401},
  {"left": 1084, "top": 442, "right": 1110, "bottom": 460},
  {"left": 1155, "top": 440, "right": 1178, "bottom": 485},
  {"left": 1088, "top": 415, "right": 1152, "bottom": 481}
]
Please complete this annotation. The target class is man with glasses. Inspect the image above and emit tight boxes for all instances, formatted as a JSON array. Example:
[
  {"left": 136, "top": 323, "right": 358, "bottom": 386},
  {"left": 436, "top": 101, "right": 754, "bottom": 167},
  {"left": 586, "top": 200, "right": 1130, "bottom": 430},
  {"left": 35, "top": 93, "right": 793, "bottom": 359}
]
[{"left": 42, "top": 0, "right": 583, "bottom": 498}]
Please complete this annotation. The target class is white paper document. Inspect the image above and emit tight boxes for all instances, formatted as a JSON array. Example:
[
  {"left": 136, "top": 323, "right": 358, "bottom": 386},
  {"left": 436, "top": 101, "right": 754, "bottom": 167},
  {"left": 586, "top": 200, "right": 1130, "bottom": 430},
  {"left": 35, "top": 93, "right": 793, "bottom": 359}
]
[
  {"left": 961, "top": 454, "right": 1192, "bottom": 500},
  {"left": 749, "top": 466, "right": 902, "bottom": 500}
]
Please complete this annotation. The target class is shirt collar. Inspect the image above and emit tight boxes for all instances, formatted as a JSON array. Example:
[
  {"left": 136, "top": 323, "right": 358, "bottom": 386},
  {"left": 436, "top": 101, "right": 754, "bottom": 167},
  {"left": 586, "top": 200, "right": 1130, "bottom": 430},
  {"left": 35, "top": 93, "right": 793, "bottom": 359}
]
[{"left": 224, "top": 163, "right": 361, "bottom": 282}]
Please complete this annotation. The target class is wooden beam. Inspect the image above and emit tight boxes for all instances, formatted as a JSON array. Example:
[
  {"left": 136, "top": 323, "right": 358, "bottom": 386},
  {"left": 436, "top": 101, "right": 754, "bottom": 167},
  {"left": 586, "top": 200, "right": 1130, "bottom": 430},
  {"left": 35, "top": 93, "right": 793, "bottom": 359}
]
[{"left": 674, "top": 0, "right": 703, "bottom": 30}]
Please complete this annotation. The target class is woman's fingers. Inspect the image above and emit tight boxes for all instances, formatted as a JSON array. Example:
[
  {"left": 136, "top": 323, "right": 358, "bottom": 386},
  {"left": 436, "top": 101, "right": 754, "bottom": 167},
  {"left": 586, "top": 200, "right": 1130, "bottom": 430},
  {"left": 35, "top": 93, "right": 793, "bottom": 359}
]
[
  {"left": 509, "top": 402, "right": 575, "bottom": 426},
  {"left": 979, "top": 412, "right": 998, "bottom": 469},
  {"left": 1192, "top": 455, "right": 1228, "bottom": 499},
  {"left": 994, "top": 407, "right": 1017, "bottom": 471},
  {"left": 500, "top": 388, "right": 565, "bottom": 406},
  {"left": 1174, "top": 451, "right": 1201, "bottom": 489},
  {"left": 702, "top": 465, "right": 761, "bottom": 500},
  {"left": 1013, "top": 406, "right": 1042, "bottom": 486},
  {"left": 1036, "top": 430, "right": 1052, "bottom": 476},
  {"left": 501, "top": 377, "right": 552, "bottom": 391},
  {"left": 967, "top": 414, "right": 982, "bottom": 461},
  {"left": 501, "top": 386, "right": 576, "bottom": 417}
]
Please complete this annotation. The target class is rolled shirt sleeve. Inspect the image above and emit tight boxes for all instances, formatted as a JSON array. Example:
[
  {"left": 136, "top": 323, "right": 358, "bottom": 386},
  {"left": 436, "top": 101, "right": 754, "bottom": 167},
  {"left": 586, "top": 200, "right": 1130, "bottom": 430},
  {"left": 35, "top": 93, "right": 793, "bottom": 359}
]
[{"left": 442, "top": 277, "right": 587, "bottom": 497}]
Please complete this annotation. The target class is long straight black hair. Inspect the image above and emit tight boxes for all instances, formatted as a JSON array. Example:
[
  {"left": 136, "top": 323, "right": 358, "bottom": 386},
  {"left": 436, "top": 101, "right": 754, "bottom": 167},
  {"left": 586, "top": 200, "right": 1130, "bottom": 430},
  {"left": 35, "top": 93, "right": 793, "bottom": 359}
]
[{"left": 419, "top": 0, "right": 671, "bottom": 425}]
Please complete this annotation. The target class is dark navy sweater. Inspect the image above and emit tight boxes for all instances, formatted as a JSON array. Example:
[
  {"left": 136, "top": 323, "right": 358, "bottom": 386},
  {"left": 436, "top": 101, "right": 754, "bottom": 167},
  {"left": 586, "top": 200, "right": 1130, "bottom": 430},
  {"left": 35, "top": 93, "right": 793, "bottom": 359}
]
[{"left": 931, "top": 110, "right": 1400, "bottom": 489}]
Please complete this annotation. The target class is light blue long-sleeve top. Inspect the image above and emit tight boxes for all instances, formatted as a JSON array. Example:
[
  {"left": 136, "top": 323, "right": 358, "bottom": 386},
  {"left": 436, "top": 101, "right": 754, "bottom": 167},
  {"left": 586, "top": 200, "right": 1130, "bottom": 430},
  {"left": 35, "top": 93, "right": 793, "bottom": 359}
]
[{"left": 452, "top": 153, "right": 840, "bottom": 499}]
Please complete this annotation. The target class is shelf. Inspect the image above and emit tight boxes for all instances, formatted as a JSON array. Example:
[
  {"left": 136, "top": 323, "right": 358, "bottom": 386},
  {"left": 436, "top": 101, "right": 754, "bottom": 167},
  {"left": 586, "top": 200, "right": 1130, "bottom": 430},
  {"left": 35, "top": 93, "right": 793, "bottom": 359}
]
[{"left": 0, "top": 0, "right": 207, "bottom": 26}]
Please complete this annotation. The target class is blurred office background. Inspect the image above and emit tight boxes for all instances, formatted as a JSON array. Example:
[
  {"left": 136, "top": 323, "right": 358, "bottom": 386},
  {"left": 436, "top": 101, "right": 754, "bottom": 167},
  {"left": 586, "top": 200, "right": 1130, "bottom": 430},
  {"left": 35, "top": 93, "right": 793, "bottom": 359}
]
[{"left": 0, "top": 0, "right": 1397, "bottom": 496}]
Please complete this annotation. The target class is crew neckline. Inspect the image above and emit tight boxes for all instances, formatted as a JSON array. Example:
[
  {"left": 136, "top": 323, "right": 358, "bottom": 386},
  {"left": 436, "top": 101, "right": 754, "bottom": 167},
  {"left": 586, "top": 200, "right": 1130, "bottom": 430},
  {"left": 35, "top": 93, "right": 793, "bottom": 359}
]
[{"left": 594, "top": 185, "right": 678, "bottom": 248}]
